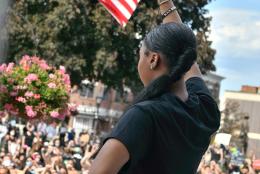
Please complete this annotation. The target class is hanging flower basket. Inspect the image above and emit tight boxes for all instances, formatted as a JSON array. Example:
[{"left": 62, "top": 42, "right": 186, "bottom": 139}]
[{"left": 0, "top": 55, "right": 76, "bottom": 123}]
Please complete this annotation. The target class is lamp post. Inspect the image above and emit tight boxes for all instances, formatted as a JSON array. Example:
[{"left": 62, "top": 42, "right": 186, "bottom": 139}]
[{"left": 93, "top": 96, "right": 103, "bottom": 135}]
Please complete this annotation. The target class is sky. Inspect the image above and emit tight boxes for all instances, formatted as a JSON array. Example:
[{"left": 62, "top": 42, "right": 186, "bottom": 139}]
[{"left": 206, "top": 0, "right": 260, "bottom": 98}]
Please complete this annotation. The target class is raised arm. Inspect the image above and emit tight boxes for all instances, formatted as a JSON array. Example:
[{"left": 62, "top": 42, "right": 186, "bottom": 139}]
[
  {"left": 158, "top": 0, "right": 181, "bottom": 23},
  {"left": 158, "top": 0, "right": 203, "bottom": 81}
]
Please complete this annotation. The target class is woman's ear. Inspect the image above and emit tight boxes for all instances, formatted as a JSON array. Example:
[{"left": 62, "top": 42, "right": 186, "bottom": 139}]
[{"left": 149, "top": 53, "right": 160, "bottom": 70}]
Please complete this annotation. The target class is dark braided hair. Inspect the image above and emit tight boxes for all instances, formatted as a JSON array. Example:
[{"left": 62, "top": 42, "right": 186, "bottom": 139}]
[{"left": 133, "top": 22, "right": 197, "bottom": 104}]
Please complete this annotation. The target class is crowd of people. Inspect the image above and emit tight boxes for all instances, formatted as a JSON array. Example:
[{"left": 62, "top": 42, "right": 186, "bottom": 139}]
[
  {"left": 0, "top": 115, "right": 259, "bottom": 174},
  {"left": 198, "top": 144, "right": 259, "bottom": 174},
  {"left": 0, "top": 115, "right": 100, "bottom": 174}
]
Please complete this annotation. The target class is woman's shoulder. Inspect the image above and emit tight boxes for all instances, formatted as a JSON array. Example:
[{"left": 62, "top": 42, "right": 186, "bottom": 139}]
[
  {"left": 131, "top": 99, "right": 168, "bottom": 114},
  {"left": 134, "top": 100, "right": 161, "bottom": 108},
  {"left": 124, "top": 101, "right": 158, "bottom": 117},
  {"left": 128, "top": 98, "right": 178, "bottom": 119},
  {"left": 117, "top": 101, "right": 163, "bottom": 127}
]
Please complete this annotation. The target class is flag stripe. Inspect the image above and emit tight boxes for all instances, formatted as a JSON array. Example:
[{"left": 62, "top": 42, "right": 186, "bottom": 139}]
[
  {"left": 119, "top": 0, "right": 134, "bottom": 13},
  {"left": 133, "top": 0, "right": 138, "bottom": 4},
  {"left": 111, "top": 0, "right": 131, "bottom": 19},
  {"left": 99, "top": 0, "right": 128, "bottom": 25},
  {"left": 125, "top": 0, "right": 138, "bottom": 11},
  {"left": 99, "top": 0, "right": 139, "bottom": 27}
]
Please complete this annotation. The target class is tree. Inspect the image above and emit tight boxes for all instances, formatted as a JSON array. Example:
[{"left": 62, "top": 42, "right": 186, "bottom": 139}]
[
  {"left": 6, "top": 0, "right": 216, "bottom": 92},
  {"left": 220, "top": 100, "right": 249, "bottom": 153}
]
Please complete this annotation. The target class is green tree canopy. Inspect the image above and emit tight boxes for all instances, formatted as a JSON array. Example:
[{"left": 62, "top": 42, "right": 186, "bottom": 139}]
[{"left": 6, "top": 0, "right": 216, "bottom": 92}]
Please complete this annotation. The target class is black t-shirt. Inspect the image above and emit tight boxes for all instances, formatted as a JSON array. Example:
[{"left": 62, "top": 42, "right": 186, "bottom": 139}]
[
  {"left": 104, "top": 77, "right": 220, "bottom": 174},
  {"left": 24, "top": 131, "right": 34, "bottom": 147}
]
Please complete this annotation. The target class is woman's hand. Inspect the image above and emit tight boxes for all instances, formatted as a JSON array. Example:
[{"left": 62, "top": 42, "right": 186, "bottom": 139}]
[
  {"left": 157, "top": 0, "right": 182, "bottom": 24},
  {"left": 157, "top": 0, "right": 171, "bottom": 4}
]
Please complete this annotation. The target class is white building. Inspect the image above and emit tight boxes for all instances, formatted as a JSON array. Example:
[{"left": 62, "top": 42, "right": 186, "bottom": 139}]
[
  {"left": 203, "top": 72, "right": 225, "bottom": 104},
  {"left": 222, "top": 89, "right": 260, "bottom": 158}
]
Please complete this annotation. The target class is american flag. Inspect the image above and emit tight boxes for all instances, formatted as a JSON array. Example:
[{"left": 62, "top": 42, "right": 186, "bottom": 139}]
[{"left": 99, "top": 0, "right": 140, "bottom": 27}]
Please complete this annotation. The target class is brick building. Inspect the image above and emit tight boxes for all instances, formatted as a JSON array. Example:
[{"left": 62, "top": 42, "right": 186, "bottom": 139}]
[{"left": 70, "top": 80, "right": 133, "bottom": 135}]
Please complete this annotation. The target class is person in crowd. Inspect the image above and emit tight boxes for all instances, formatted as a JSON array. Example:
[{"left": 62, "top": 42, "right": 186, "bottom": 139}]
[
  {"left": 81, "top": 144, "right": 100, "bottom": 173},
  {"left": 241, "top": 166, "right": 251, "bottom": 174},
  {"left": 45, "top": 123, "right": 57, "bottom": 141},
  {"left": 59, "top": 123, "right": 67, "bottom": 148},
  {"left": 0, "top": 119, "right": 8, "bottom": 145},
  {"left": 0, "top": 166, "right": 10, "bottom": 174},
  {"left": 37, "top": 121, "right": 47, "bottom": 136}
]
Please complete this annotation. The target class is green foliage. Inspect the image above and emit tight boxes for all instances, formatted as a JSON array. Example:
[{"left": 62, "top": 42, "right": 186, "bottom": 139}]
[{"left": 6, "top": 0, "right": 216, "bottom": 91}]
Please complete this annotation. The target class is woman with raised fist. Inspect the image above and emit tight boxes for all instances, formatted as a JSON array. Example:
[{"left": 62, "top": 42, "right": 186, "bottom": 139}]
[{"left": 89, "top": 1, "right": 220, "bottom": 173}]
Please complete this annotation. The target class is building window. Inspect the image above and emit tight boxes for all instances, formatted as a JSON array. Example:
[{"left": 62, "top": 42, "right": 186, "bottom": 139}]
[
  {"left": 115, "top": 90, "right": 123, "bottom": 103},
  {"left": 80, "top": 83, "right": 94, "bottom": 98},
  {"left": 115, "top": 89, "right": 131, "bottom": 103},
  {"left": 103, "top": 87, "right": 110, "bottom": 101},
  {"left": 123, "top": 90, "right": 130, "bottom": 103}
]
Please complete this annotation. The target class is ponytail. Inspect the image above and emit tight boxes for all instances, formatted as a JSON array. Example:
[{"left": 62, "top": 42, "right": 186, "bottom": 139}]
[
  {"left": 132, "top": 23, "right": 197, "bottom": 105},
  {"left": 169, "top": 48, "right": 197, "bottom": 83}
]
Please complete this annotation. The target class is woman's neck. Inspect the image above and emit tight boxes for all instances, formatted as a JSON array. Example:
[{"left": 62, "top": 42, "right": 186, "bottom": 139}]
[{"left": 170, "top": 78, "right": 189, "bottom": 102}]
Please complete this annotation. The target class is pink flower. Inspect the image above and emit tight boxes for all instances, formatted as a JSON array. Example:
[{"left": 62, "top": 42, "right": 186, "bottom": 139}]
[
  {"left": 49, "top": 74, "right": 56, "bottom": 79},
  {"left": 0, "top": 111, "right": 5, "bottom": 117},
  {"left": 20, "top": 55, "right": 31, "bottom": 65},
  {"left": 25, "top": 106, "right": 37, "bottom": 118},
  {"left": 31, "top": 56, "right": 40, "bottom": 62},
  {"left": 27, "top": 110, "right": 36, "bottom": 118},
  {"left": 58, "top": 112, "right": 66, "bottom": 119},
  {"left": 20, "top": 55, "right": 31, "bottom": 71},
  {"left": 0, "top": 64, "right": 7, "bottom": 72},
  {"left": 6, "top": 63, "right": 14, "bottom": 73},
  {"left": 48, "top": 83, "right": 56, "bottom": 89},
  {"left": 4, "top": 103, "right": 14, "bottom": 111},
  {"left": 7, "top": 79, "right": 14, "bottom": 84},
  {"left": 37, "top": 102, "right": 46, "bottom": 109},
  {"left": 25, "top": 105, "right": 33, "bottom": 110},
  {"left": 0, "top": 85, "right": 8, "bottom": 93},
  {"left": 24, "top": 74, "right": 38, "bottom": 83},
  {"left": 68, "top": 103, "right": 77, "bottom": 112},
  {"left": 10, "top": 91, "right": 18, "bottom": 97},
  {"left": 39, "top": 62, "right": 50, "bottom": 70},
  {"left": 16, "top": 97, "right": 27, "bottom": 103},
  {"left": 50, "top": 111, "right": 59, "bottom": 118},
  {"left": 25, "top": 91, "right": 34, "bottom": 98},
  {"left": 59, "top": 66, "right": 66, "bottom": 74},
  {"left": 62, "top": 74, "right": 71, "bottom": 92},
  {"left": 10, "top": 108, "right": 19, "bottom": 116},
  {"left": 34, "top": 94, "right": 41, "bottom": 99},
  {"left": 30, "top": 56, "right": 50, "bottom": 70},
  {"left": 63, "top": 74, "right": 71, "bottom": 85},
  {"left": 23, "top": 65, "right": 30, "bottom": 71}
]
